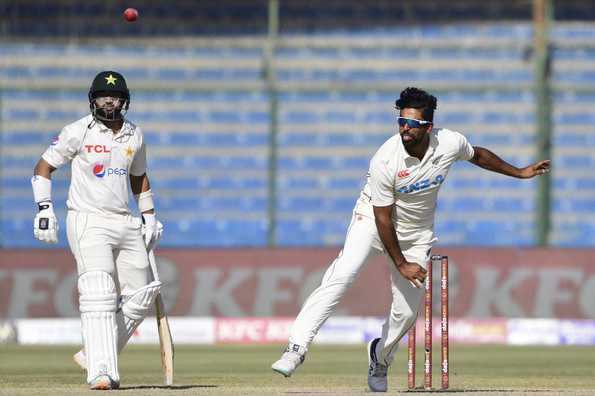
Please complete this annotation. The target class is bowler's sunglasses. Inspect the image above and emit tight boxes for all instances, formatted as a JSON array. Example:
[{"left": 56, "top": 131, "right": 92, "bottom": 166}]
[{"left": 397, "top": 117, "right": 432, "bottom": 129}]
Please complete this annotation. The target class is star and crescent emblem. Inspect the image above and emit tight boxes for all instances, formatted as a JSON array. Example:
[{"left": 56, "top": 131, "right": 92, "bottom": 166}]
[
  {"left": 124, "top": 146, "right": 135, "bottom": 158},
  {"left": 105, "top": 74, "right": 117, "bottom": 85}
]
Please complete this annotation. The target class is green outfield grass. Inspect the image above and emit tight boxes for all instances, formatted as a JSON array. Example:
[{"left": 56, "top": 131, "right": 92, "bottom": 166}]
[{"left": 0, "top": 344, "right": 594, "bottom": 395}]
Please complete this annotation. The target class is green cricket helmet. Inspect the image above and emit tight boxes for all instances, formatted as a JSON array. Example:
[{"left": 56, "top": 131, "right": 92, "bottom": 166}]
[{"left": 88, "top": 71, "right": 130, "bottom": 121}]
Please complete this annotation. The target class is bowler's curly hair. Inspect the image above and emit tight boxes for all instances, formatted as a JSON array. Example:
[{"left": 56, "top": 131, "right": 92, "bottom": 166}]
[{"left": 395, "top": 87, "right": 438, "bottom": 122}]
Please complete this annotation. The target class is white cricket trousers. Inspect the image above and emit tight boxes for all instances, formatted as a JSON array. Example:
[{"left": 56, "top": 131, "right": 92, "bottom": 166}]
[
  {"left": 66, "top": 211, "right": 150, "bottom": 293},
  {"left": 289, "top": 211, "right": 431, "bottom": 366}
]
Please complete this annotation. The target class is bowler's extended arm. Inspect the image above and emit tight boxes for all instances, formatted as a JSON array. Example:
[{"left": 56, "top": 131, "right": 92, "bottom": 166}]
[{"left": 469, "top": 146, "right": 550, "bottom": 179}]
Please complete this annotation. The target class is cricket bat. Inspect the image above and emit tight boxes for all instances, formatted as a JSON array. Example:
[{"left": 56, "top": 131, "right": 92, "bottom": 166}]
[{"left": 148, "top": 249, "right": 174, "bottom": 386}]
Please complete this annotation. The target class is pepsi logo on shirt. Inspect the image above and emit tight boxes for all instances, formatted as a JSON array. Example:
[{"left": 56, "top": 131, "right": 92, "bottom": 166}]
[{"left": 92, "top": 163, "right": 127, "bottom": 178}]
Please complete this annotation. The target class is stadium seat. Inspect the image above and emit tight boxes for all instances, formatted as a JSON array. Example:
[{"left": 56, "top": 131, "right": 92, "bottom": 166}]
[{"left": 1, "top": 4, "right": 594, "bottom": 248}]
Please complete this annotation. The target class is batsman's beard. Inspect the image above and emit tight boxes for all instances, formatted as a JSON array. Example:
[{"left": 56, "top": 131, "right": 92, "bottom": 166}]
[{"left": 92, "top": 103, "right": 126, "bottom": 121}]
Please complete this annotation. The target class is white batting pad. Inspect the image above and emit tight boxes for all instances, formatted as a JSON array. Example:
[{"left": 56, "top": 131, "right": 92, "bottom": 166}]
[
  {"left": 116, "top": 280, "right": 162, "bottom": 352},
  {"left": 78, "top": 271, "right": 119, "bottom": 384}
]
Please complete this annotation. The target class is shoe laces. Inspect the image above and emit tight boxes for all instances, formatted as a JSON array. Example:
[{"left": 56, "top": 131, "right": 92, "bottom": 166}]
[
  {"left": 282, "top": 350, "right": 305, "bottom": 364},
  {"left": 283, "top": 344, "right": 306, "bottom": 363},
  {"left": 369, "top": 360, "right": 387, "bottom": 377}
]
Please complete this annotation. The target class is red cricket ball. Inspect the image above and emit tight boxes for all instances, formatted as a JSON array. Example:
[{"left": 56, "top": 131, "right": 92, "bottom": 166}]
[{"left": 123, "top": 8, "right": 138, "bottom": 22}]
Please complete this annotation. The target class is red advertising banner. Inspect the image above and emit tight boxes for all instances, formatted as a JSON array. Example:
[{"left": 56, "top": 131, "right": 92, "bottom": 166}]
[{"left": 1, "top": 247, "right": 594, "bottom": 319}]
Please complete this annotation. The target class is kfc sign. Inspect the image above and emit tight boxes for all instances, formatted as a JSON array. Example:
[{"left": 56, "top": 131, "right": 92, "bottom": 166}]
[{"left": 1, "top": 248, "right": 595, "bottom": 319}]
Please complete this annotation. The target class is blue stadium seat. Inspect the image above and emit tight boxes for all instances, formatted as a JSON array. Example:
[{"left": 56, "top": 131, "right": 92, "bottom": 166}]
[
  {"left": 560, "top": 155, "right": 591, "bottom": 168},
  {"left": 341, "top": 157, "right": 369, "bottom": 169},
  {"left": 280, "top": 133, "right": 318, "bottom": 146},
  {"left": 280, "top": 176, "right": 320, "bottom": 189},
  {"left": 150, "top": 157, "right": 187, "bottom": 169},
  {"left": 492, "top": 199, "right": 533, "bottom": 212},
  {"left": 363, "top": 112, "right": 393, "bottom": 124},
  {"left": 151, "top": 178, "right": 201, "bottom": 190},
  {"left": 282, "top": 111, "right": 319, "bottom": 123},
  {"left": 278, "top": 197, "right": 325, "bottom": 211},
  {"left": 556, "top": 112, "right": 595, "bottom": 124},
  {"left": 0, "top": 9, "right": 593, "bottom": 248},
  {"left": 576, "top": 178, "right": 595, "bottom": 189},
  {"left": 45, "top": 110, "right": 80, "bottom": 120},
  {"left": 1, "top": 66, "right": 33, "bottom": 78},
  {"left": 207, "top": 111, "right": 243, "bottom": 123},
  {"left": 6, "top": 109, "right": 39, "bottom": 120},
  {"left": 157, "top": 68, "right": 188, "bottom": 80},
  {"left": 326, "top": 177, "right": 362, "bottom": 190},
  {"left": 438, "top": 112, "right": 473, "bottom": 124},
  {"left": 328, "top": 197, "right": 355, "bottom": 212},
  {"left": 476, "top": 134, "right": 513, "bottom": 145},
  {"left": 164, "top": 219, "right": 267, "bottom": 247},
  {"left": 489, "top": 178, "right": 533, "bottom": 189},
  {"left": 205, "top": 177, "right": 238, "bottom": 189},
  {"left": 157, "top": 197, "right": 199, "bottom": 211},
  {"left": 324, "top": 134, "right": 356, "bottom": 146},
  {"left": 1, "top": 132, "right": 47, "bottom": 144},
  {"left": 279, "top": 91, "right": 331, "bottom": 102},
  {"left": 277, "top": 220, "right": 325, "bottom": 246},
  {"left": 237, "top": 178, "right": 267, "bottom": 189},
  {"left": 226, "top": 156, "right": 267, "bottom": 169},
  {"left": 2, "top": 178, "right": 31, "bottom": 189},
  {"left": 160, "top": 221, "right": 207, "bottom": 246},
  {"left": 302, "top": 157, "right": 334, "bottom": 170},
  {"left": 203, "top": 133, "right": 266, "bottom": 146},
  {"left": 435, "top": 220, "right": 468, "bottom": 237},
  {"left": 553, "top": 134, "right": 589, "bottom": 147},
  {"left": 247, "top": 111, "right": 268, "bottom": 123},
  {"left": 278, "top": 157, "right": 301, "bottom": 171},
  {"left": 572, "top": 199, "right": 595, "bottom": 212},
  {"left": 166, "top": 111, "right": 201, "bottom": 122},
  {"left": 191, "top": 157, "right": 222, "bottom": 169},
  {"left": 1, "top": 218, "right": 68, "bottom": 248},
  {"left": 451, "top": 198, "right": 486, "bottom": 211},
  {"left": 169, "top": 134, "right": 201, "bottom": 145},
  {"left": 2, "top": 197, "right": 35, "bottom": 211},
  {"left": 37, "top": 66, "right": 86, "bottom": 78},
  {"left": 324, "top": 111, "right": 358, "bottom": 123},
  {"left": 448, "top": 178, "right": 485, "bottom": 189}
]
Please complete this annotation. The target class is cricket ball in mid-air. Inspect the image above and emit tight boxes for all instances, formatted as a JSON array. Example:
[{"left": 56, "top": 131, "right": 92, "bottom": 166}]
[{"left": 123, "top": 8, "right": 138, "bottom": 22}]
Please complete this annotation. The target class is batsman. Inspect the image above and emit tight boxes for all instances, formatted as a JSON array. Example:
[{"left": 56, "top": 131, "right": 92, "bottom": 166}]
[
  {"left": 272, "top": 87, "right": 551, "bottom": 392},
  {"left": 31, "top": 71, "right": 163, "bottom": 390}
]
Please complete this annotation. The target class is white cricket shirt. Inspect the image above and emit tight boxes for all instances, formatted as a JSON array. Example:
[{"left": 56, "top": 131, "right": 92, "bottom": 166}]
[
  {"left": 355, "top": 128, "right": 475, "bottom": 245},
  {"left": 42, "top": 115, "right": 147, "bottom": 216}
]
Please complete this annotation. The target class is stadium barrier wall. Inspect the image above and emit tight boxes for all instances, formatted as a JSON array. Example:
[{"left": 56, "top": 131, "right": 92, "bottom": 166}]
[
  {"left": 2, "top": 316, "right": 594, "bottom": 346},
  {"left": 1, "top": 247, "right": 594, "bottom": 319}
]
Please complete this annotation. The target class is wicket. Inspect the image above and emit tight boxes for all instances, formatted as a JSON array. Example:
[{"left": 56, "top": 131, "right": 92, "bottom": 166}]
[{"left": 407, "top": 255, "right": 449, "bottom": 391}]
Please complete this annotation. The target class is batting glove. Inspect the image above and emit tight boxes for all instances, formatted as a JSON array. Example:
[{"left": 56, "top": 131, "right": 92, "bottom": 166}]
[
  {"left": 33, "top": 201, "right": 59, "bottom": 244},
  {"left": 142, "top": 213, "right": 163, "bottom": 251}
]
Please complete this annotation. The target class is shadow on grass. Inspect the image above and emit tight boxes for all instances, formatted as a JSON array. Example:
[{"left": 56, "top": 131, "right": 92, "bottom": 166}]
[
  {"left": 404, "top": 389, "right": 570, "bottom": 394},
  {"left": 119, "top": 384, "right": 218, "bottom": 390},
  {"left": 282, "top": 390, "right": 576, "bottom": 394}
]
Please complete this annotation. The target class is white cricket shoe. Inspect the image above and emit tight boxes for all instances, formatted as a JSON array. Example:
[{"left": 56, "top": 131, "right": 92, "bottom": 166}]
[
  {"left": 73, "top": 350, "right": 87, "bottom": 370},
  {"left": 271, "top": 343, "right": 307, "bottom": 377},
  {"left": 367, "top": 338, "right": 388, "bottom": 392},
  {"left": 89, "top": 374, "right": 119, "bottom": 390}
]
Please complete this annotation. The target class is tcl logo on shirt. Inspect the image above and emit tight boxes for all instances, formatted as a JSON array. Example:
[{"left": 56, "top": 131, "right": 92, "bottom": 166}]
[
  {"left": 397, "top": 169, "right": 410, "bottom": 178},
  {"left": 92, "top": 164, "right": 127, "bottom": 178},
  {"left": 85, "top": 145, "right": 111, "bottom": 153}
]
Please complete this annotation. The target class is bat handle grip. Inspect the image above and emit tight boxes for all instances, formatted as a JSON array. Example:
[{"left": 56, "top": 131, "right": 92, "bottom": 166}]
[{"left": 148, "top": 249, "right": 161, "bottom": 283}]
